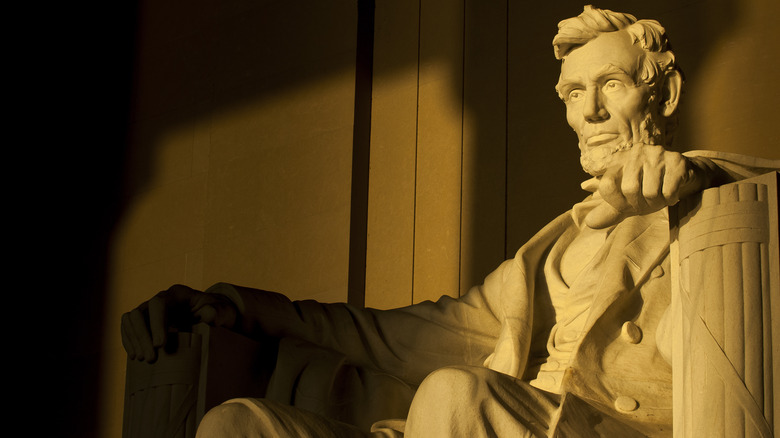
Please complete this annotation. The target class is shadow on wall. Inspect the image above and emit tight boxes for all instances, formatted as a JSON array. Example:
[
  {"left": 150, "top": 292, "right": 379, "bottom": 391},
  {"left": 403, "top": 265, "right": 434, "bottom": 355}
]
[{"left": 52, "top": 2, "right": 138, "bottom": 438}]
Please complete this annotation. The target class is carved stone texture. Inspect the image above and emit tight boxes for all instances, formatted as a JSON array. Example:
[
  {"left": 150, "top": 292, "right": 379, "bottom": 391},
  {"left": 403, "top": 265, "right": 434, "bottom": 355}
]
[
  {"left": 670, "top": 172, "right": 779, "bottom": 437},
  {"left": 123, "top": 330, "right": 203, "bottom": 438},
  {"left": 123, "top": 324, "right": 275, "bottom": 438}
]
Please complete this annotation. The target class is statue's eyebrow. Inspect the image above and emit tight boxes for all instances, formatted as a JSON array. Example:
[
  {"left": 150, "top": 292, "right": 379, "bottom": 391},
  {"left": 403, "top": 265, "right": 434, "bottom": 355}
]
[
  {"left": 555, "top": 76, "right": 578, "bottom": 95},
  {"left": 593, "top": 63, "right": 633, "bottom": 79},
  {"left": 556, "top": 63, "right": 635, "bottom": 94}
]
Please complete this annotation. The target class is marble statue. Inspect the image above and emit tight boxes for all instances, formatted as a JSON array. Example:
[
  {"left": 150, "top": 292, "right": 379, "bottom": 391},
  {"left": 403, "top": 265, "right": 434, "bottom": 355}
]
[{"left": 122, "top": 6, "right": 780, "bottom": 437}]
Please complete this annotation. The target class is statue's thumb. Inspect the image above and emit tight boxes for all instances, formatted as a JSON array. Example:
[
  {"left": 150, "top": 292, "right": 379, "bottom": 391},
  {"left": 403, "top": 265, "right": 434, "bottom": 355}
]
[
  {"left": 193, "top": 302, "right": 238, "bottom": 329},
  {"left": 193, "top": 305, "right": 218, "bottom": 325},
  {"left": 585, "top": 201, "right": 624, "bottom": 229}
]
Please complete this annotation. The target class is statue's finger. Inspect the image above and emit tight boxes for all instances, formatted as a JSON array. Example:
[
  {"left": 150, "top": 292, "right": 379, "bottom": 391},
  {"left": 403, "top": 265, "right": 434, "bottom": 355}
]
[
  {"left": 662, "top": 155, "right": 694, "bottom": 203},
  {"left": 148, "top": 295, "right": 167, "bottom": 349},
  {"left": 120, "top": 313, "right": 139, "bottom": 360},
  {"left": 620, "top": 159, "right": 645, "bottom": 211},
  {"left": 581, "top": 177, "right": 600, "bottom": 193},
  {"left": 128, "top": 307, "right": 156, "bottom": 363},
  {"left": 598, "top": 164, "right": 627, "bottom": 210},
  {"left": 642, "top": 162, "right": 664, "bottom": 204}
]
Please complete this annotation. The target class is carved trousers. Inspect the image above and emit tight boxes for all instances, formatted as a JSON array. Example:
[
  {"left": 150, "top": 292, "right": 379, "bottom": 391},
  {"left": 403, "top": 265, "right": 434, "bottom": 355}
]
[{"left": 196, "top": 365, "right": 560, "bottom": 438}]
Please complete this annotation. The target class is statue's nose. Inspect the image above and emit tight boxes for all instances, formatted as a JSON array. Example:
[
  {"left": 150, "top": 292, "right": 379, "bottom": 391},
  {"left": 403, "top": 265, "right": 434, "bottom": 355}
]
[{"left": 583, "top": 89, "right": 609, "bottom": 123}]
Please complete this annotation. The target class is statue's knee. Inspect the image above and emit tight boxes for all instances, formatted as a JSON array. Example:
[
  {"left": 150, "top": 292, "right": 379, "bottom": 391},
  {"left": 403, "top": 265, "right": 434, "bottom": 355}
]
[
  {"left": 405, "top": 366, "right": 491, "bottom": 433},
  {"left": 196, "top": 399, "right": 261, "bottom": 438},
  {"left": 413, "top": 366, "right": 487, "bottom": 408}
]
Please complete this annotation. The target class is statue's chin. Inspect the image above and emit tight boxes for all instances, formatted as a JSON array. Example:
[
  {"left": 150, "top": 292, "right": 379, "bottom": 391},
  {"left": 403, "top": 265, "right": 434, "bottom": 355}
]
[
  {"left": 579, "top": 110, "right": 667, "bottom": 176},
  {"left": 580, "top": 154, "right": 608, "bottom": 176},
  {"left": 579, "top": 143, "right": 629, "bottom": 176}
]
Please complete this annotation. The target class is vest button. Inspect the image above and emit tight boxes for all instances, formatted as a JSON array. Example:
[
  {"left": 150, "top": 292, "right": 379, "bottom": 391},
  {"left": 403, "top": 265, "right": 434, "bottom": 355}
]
[
  {"left": 621, "top": 321, "right": 642, "bottom": 344},
  {"left": 615, "top": 396, "right": 638, "bottom": 412}
]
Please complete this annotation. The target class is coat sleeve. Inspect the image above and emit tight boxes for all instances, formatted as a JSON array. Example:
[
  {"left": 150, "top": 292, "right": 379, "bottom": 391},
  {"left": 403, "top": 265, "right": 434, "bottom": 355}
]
[
  {"left": 204, "top": 261, "right": 513, "bottom": 385},
  {"left": 684, "top": 150, "right": 780, "bottom": 183}
]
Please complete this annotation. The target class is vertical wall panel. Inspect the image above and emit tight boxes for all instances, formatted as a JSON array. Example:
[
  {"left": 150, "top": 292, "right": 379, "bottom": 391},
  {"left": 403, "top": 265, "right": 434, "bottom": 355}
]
[
  {"left": 365, "top": 0, "right": 420, "bottom": 309},
  {"left": 460, "top": 0, "right": 508, "bottom": 295},
  {"left": 366, "top": 0, "right": 508, "bottom": 306},
  {"left": 505, "top": 3, "right": 586, "bottom": 256},
  {"left": 412, "top": 0, "right": 465, "bottom": 303},
  {"left": 204, "top": 71, "right": 356, "bottom": 304}
]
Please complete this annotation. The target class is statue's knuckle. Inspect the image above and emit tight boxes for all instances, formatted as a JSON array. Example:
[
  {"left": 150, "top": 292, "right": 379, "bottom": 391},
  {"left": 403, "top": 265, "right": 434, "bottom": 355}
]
[
  {"left": 642, "top": 187, "right": 659, "bottom": 201},
  {"left": 622, "top": 180, "right": 639, "bottom": 196},
  {"left": 600, "top": 176, "right": 617, "bottom": 192}
]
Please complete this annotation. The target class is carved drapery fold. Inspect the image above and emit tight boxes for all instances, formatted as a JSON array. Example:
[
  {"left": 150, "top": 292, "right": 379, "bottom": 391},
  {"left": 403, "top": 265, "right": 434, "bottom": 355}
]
[{"left": 671, "top": 172, "right": 779, "bottom": 437}]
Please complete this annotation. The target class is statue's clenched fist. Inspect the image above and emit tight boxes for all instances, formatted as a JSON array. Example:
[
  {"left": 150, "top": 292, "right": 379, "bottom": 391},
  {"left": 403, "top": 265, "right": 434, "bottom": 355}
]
[
  {"left": 582, "top": 144, "right": 712, "bottom": 229},
  {"left": 121, "top": 284, "right": 239, "bottom": 363}
]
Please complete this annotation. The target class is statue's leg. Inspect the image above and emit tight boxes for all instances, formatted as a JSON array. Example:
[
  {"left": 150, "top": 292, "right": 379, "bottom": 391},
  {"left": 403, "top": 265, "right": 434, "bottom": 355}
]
[
  {"left": 403, "top": 365, "right": 559, "bottom": 438},
  {"left": 195, "top": 397, "right": 372, "bottom": 438}
]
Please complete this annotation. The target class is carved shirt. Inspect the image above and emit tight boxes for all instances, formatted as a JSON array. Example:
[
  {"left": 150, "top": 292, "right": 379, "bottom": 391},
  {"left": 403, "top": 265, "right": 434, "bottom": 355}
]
[{"left": 529, "top": 197, "right": 613, "bottom": 393}]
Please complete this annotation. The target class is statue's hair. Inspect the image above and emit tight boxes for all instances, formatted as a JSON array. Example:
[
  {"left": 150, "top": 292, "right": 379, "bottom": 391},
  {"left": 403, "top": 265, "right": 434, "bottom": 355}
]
[
  {"left": 553, "top": 5, "right": 680, "bottom": 88},
  {"left": 553, "top": 6, "right": 683, "bottom": 145}
]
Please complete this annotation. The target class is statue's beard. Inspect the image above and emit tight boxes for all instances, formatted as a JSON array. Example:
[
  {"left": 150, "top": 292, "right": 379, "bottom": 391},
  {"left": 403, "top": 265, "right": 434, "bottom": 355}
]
[{"left": 579, "top": 111, "right": 664, "bottom": 176}]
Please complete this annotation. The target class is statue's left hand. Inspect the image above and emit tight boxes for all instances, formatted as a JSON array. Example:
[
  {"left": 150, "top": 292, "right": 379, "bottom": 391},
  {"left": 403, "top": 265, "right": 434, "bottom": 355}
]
[{"left": 582, "top": 144, "right": 711, "bottom": 229}]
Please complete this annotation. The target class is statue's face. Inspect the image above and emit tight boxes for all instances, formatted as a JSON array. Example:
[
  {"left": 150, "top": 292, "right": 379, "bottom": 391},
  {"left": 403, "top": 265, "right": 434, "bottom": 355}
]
[{"left": 557, "top": 30, "right": 661, "bottom": 176}]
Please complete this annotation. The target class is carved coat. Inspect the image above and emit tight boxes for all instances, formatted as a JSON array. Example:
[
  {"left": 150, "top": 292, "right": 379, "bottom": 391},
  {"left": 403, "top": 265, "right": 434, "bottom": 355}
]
[{"left": 208, "top": 151, "right": 778, "bottom": 436}]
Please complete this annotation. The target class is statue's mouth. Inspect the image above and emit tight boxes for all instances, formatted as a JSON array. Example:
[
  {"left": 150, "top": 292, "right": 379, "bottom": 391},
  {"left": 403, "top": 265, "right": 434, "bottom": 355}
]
[{"left": 586, "top": 133, "right": 619, "bottom": 147}]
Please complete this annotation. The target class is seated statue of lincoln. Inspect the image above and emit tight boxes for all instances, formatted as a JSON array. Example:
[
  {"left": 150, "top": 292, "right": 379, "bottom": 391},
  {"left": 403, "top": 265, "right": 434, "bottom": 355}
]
[{"left": 122, "top": 6, "right": 779, "bottom": 437}]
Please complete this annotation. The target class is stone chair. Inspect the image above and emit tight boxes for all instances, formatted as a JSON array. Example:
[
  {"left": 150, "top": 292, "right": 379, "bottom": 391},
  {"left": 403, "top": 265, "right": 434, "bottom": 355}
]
[
  {"left": 122, "top": 324, "right": 277, "bottom": 438},
  {"left": 122, "top": 324, "right": 416, "bottom": 438},
  {"left": 670, "top": 171, "right": 779, "bottom": 437}
]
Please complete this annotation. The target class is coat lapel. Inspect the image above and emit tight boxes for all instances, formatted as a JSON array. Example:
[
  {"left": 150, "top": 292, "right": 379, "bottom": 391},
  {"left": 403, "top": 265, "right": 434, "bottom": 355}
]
[
  {"left": 485, "top": 211, "right": 573, "bottom": 378},
  {"left": 487, "top": 208, "right": 671, "bottom": 379},
  {"left": 581, "top": 209, "right": 670, "bottom": 331}
]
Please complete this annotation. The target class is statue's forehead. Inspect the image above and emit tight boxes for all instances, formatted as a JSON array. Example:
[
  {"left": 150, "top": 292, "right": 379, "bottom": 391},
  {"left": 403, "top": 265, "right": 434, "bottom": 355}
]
[{"left": 559, "top": 30, "right": 644, "bottom": 81}]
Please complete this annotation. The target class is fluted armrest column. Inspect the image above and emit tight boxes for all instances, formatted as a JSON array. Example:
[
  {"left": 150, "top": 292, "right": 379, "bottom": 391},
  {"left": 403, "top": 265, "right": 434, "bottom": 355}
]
[
  {"left": 122, "top": 324, "right": 277, "bottom": 438},
  {"left": 670, "top": 172, "right": 779, "bottom": 437}
]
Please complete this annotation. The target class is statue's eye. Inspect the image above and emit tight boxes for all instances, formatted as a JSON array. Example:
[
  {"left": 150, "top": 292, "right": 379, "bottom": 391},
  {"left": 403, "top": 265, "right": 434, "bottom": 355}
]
[
  {"left": 568, "top": 89, "right": 584, "bottom": 102},
  {"left": 603, "top": 80, "right": 624, "bottom": 92}
]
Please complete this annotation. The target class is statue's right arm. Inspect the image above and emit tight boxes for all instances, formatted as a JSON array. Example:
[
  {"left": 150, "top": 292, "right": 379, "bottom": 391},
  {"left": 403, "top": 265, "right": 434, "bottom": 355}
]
[
  {"left": 121, "top": 256, "right": 517, "bottom": 384},
  {"left": 121, "top": 278, "right": 505, "bottom": 384},
  {"left": 201, "top": 261, "right": 512, "bottom": 385}
]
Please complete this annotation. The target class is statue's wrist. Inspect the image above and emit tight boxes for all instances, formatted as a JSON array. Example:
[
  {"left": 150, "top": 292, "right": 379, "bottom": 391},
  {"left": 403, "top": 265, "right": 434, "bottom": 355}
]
[
  {"left": 204, "top": 282, "right": 248, "bottom": 334},
  {"left": 686, "top": 156, "right": 723, "bottom": 193}
]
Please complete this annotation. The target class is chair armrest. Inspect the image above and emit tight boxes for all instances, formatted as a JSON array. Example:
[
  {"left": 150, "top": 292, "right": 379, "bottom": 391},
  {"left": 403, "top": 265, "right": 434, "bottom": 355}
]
[
  {"left": 669, "top": 171, "right": 779, "bottom": 437},
  {"left": 122, "top": 323, "right": 277, "bottom": 438}
]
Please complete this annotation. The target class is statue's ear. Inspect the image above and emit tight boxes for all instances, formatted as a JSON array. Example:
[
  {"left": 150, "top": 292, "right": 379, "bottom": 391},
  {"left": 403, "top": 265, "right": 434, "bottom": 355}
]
[{"left": 660, "top": 70, "right": 682, "bottom": 117}]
